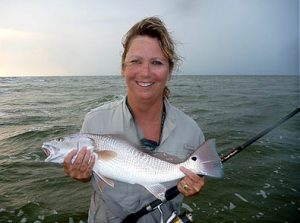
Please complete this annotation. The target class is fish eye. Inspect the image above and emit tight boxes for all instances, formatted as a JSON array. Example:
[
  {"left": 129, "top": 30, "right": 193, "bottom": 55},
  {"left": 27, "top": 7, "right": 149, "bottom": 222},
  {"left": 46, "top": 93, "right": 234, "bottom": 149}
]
[
  {"left": 57, "top": 137, "right": 64, "bottom": 142},
  {"left": 191, "top": 156, "right": 197, "bottom": 161}
]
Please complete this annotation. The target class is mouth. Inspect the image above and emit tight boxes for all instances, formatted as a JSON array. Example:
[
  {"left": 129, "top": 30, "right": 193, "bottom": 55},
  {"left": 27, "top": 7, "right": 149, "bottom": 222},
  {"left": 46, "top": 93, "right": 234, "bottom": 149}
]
[
  {"left": 42, "top": 144, "right": 52, "bottom": 158},
  {"left": 136, "top": 81, "right": 154, "bottom": 87},
  {"left": 43, "top": 148, "right": 50, "bottom": 157}
]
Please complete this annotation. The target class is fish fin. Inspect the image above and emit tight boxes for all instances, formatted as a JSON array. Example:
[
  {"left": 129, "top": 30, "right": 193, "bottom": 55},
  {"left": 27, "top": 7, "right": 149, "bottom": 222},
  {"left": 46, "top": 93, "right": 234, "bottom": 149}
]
[
  {"left": 143, "top": 184, "right": 167, "bottom": 201},
  {"left": 190, "top": 139, "right": 223, "bottom": 178},
  {"left": 100, "top": 175, "right": 115, "bottom": 188},
  {"left": 93, "top": 172, "right": 115, "bottom": 191},
  {"left": 92, "top": 174, "right": 105, "bottom": 192},
  {"left": 95, "top": 150, "right": 117, "bottom": 160},
  {"left": 147, "top": 152, "right": 184, "bottom": 164},
  {"left": 103, "top": 134, "right": 141, "bottom": 147}
]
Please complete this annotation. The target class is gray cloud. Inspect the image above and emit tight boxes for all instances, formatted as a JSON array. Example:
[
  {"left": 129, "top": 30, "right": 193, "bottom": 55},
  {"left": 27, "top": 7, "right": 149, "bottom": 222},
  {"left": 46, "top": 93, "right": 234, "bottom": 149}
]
[{"left": 0, "top": 0, "right": 298, "bottom": 76}]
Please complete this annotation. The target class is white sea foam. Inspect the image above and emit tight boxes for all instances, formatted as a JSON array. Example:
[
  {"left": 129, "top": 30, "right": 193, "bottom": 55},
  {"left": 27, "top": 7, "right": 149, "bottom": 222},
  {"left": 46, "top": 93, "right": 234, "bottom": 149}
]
[
  {"left": 290, "top": 188, "right": 297, "bottom": 192},
  {"left": 17, "top": 209, "right": 24, "bottom": 217},
  {"left": 37, "top": 215, "right": 45, "bottom": 220},
  {"left": 229, "top": 202, "right": 236, "bottom": 210},
  {"left": 256, "top": 190, "right": 267, "bottom": 198},
  {"left": 0, "top": 112, "right": 8, "bottom": 117},
  {"left": 51, "top": 209, "right": 58, "bottom": 214},
  {"left": 254, "top": 212, "right": 264, "bottom": 218},
  {"left": 234, "top": 193, "right": 248, "bottom": 202}
]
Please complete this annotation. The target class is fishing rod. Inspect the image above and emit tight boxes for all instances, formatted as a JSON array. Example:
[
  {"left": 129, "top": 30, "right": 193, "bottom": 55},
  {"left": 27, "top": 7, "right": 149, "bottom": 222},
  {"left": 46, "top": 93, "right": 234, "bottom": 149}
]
[{"left": 122, "top": 107, "right": 300, "bottom": 223}]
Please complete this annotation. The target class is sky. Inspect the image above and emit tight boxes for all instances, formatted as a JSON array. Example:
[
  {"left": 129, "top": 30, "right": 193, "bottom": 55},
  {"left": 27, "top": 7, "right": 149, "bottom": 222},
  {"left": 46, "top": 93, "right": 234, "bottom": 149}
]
[{"left": 0, "top": 0, "right": 299, "bottom": 76}]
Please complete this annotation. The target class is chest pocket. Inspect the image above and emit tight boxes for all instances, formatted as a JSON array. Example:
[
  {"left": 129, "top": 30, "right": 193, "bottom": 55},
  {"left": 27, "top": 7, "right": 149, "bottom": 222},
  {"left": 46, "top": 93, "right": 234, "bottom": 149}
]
[{"left": 183, "top": 143, "right": 198, "bottom": 156}]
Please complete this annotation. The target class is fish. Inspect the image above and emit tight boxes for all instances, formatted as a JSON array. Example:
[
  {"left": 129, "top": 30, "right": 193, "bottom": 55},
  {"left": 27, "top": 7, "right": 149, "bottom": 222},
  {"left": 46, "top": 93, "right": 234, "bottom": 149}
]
[{"left": 42, "top": 134, "right": 223, "bottom": 201}]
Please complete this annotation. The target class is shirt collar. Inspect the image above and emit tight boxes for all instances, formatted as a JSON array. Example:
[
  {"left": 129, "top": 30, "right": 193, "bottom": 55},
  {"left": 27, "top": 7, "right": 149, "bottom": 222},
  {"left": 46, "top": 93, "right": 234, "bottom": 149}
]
[
  {"left": 161, "top": 98, "right": 176, "bottom": 144},
  {"left": 122, "top": 96, "right": 176, "bottom": 146}
]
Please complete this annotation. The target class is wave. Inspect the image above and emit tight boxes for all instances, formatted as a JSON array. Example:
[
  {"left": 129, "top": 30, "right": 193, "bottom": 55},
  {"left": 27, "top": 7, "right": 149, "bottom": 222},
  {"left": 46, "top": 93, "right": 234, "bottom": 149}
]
[{"left": 0, "top": 202, "right": 88, "bottom": 223}]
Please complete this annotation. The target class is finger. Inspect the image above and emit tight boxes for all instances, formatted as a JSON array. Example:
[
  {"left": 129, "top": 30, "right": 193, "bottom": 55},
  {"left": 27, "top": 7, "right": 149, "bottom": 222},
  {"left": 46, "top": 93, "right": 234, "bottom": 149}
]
[
  {"left": 177, "top": 178, "right": 194, "bottom": 196},
  {"left": 177, "top": 181, "right": 189, "bottom": 196},
  {"left": 179, "top": 167, "right": 205, "bottom": 195},
  {"left": 180, "top": 166, "right": 202, "bottom": 182},
  {"left": 64, "top": 148, "right": 78, "bottom": 165},
  {"left": 79, "top": 149, "right": 92, "bottom": 171},
  {"left": 183, "top": 176, "right": 203, "bottom": 194},
  {"left": 179, "top": 166, "right": 195, "bottom": 177},
  {"left": 72, "top": 147, "right": 88, "bottom": 167},
  {"left": 82, "top": 155, "right": 96, "bottom": 179},
  {"left": 87, "top": 154, "right": 96, "bottom": 170}
]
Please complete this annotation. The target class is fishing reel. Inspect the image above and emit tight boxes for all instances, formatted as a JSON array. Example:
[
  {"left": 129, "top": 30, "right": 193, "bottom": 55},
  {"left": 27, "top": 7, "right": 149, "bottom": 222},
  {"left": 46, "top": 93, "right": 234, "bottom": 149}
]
[{"left": 167, "top": 211, "right": 193, "bottom": 223}]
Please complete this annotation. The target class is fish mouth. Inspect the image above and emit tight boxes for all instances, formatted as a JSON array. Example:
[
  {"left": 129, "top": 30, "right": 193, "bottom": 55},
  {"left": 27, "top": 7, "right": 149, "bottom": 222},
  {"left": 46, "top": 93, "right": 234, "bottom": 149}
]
[
  {"left": 43, "top": 147, "right": 50, "bottom": 157},
  {"left": 41, "top": 144, "right": 54, "bottom": 160}
]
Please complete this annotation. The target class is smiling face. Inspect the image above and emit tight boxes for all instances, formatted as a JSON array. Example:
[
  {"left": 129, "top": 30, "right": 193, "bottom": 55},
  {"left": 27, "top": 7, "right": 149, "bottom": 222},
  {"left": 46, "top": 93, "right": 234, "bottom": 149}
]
[{"left": 122, "top": 36, "right": 171, "bottom": 103}]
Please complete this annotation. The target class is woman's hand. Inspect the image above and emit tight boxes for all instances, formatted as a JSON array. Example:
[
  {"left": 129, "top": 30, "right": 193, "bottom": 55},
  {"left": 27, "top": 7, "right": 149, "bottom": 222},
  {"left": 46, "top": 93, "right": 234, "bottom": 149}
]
[
  {"left": 177, "top": 166, "right": 205, "bottom": 197},
  {"left": 63, "top": 147, "right": 96, "bottom": 182}
]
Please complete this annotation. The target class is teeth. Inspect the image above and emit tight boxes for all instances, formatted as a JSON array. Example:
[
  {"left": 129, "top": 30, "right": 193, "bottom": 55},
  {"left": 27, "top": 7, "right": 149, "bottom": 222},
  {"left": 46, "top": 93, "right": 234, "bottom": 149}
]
[{"left": 137, "top": 82, "right": 154, "bottom": 87}]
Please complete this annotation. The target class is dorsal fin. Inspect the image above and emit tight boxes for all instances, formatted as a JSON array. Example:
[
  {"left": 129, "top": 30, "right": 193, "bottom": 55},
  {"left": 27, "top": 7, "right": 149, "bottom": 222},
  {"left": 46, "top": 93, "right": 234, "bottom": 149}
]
[{"left": 146, "top": 151, "right": 184, "bottom": 164}]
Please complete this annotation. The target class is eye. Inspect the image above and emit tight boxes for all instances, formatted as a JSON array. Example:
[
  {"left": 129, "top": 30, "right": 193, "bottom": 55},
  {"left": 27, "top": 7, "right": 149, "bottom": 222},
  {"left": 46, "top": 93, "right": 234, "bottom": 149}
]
[
  {"left": 151, "top": 60, "right": 163, "bottom": 65},
  {"left": 191, "top": 156, "right": 197, "bottom": 161},
  {"left": 57, "top": 137, "right": 64, "bottom": 142},
  {"left": 130, "top": 59, "right": 142, "bottom": 65}
]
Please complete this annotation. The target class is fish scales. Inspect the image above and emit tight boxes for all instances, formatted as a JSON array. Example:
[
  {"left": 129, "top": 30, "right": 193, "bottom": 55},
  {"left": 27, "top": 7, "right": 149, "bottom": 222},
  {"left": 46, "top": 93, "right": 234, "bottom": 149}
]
[{"left": 42, "top": 134, "right": 223, "bottom": 200}]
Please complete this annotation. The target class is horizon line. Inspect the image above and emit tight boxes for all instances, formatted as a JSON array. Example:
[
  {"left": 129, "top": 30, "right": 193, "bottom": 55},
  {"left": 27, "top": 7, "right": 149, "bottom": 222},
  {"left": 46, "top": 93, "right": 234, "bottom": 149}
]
[{"left": 0, "top": 73, "right": 299, "bottom": 78}]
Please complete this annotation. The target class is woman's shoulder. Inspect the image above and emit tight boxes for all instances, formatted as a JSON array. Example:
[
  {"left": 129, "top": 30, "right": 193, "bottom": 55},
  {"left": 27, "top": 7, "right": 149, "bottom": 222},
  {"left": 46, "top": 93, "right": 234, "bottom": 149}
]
[
  {"left": 81, "top": 97, "right": 126, "bottom": 134},
  {"left": 167, "top": 101, "right": 199, "bottom": 128},
  {"left": 86, "top": 97, "right": 125, "bottom": 119}
]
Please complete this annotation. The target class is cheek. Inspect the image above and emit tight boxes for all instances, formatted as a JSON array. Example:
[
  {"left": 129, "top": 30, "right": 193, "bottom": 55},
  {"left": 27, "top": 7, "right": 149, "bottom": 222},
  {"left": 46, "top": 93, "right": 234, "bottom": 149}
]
[
  {"left": 122, "top": 70, "right": 135, "bottom": 88},
  {"left": 159, "top": 64, "right": 171, "bottom": 80},
  {"left": 122, "top": 67, "right": 135, "bottom": 79},
  {"left": 158, "top": 69, "right": 171, "bottom": 82}
]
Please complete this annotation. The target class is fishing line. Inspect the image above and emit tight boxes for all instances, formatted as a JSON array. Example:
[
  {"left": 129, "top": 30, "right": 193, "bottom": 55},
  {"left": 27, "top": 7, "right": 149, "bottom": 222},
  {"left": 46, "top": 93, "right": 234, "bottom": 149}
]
[{"left": 122, "top": 107, "right": 300, "bottom": 223}]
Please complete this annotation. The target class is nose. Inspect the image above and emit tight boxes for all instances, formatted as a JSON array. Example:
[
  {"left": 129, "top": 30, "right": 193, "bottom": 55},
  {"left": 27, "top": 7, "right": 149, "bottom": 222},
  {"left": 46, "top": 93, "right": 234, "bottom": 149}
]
[{"left": 140, "top": 61, "right": 151, "bottom": 77}]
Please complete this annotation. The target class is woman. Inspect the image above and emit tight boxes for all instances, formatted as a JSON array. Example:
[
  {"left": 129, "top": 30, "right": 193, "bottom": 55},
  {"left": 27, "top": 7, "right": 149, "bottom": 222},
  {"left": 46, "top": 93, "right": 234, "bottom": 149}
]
[{"left": 64, "top": 17, "right": 205, "bottom": 223}]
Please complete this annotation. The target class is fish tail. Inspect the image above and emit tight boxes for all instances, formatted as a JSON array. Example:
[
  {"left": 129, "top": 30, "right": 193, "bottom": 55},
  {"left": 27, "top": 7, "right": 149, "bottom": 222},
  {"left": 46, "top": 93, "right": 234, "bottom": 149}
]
[{"left": 189, "top": 139, "right": 223, "bottom": 178}]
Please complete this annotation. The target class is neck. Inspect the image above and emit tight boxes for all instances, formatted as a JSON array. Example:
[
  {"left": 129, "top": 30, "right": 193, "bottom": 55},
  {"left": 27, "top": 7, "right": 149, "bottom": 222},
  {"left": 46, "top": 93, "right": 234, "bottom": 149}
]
[
  {"left": 126, "top": 95, "right": 166, "bottom": 144},
  {"left": 127, "top": 95, "right": 164, "bottom": 122}
]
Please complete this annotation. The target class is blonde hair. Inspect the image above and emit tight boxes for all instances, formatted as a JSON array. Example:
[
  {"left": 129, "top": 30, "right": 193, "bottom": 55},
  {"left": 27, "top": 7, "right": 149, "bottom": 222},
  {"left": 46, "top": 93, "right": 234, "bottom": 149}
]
[{"left": 121, "top": 17, "right": 180, "bottom": 98}]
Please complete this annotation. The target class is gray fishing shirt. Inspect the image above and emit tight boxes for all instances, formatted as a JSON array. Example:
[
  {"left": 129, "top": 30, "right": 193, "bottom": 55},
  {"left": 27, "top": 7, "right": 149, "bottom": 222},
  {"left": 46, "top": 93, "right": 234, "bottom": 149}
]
[{"left": 80, "top": 96, "right": 205, "bottom": 223}]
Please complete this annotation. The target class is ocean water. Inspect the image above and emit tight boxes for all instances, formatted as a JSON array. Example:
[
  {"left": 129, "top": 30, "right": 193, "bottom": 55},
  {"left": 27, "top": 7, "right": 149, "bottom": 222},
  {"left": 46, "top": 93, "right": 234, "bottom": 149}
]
[{"left": 0, "top": 75, "right": 299, "bottom": 223}]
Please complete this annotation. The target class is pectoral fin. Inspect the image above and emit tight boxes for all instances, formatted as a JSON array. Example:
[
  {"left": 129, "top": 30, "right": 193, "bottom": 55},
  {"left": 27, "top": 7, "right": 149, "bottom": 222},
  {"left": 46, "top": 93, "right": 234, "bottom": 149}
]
[{"left": 93, "top": 172, "right": 115, "bottom": 192}]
